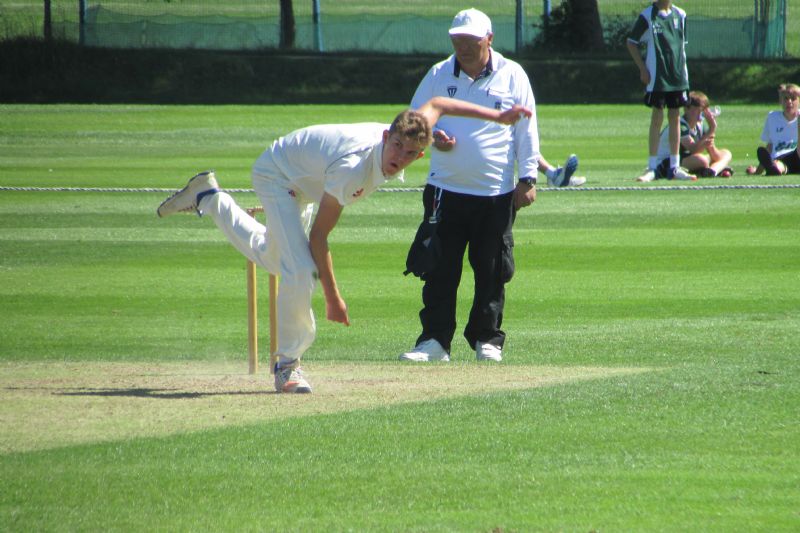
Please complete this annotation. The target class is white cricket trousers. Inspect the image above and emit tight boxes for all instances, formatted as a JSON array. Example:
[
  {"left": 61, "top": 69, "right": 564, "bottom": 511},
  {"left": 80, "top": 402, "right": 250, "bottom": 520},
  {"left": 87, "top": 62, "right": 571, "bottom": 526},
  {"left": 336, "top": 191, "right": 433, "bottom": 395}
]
[{"left": 198, "top": 176, "right": 317, "bottom": 365}]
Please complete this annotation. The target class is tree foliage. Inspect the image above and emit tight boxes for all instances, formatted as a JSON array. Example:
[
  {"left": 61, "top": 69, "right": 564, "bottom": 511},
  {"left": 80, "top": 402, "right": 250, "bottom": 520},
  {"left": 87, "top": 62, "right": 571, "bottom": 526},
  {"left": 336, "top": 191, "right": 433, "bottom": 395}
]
[
  {"left": 279, "top": 0, "right": 295, "bottom": 49},
  {"left": 533, "top": 0, "right": 605, "bottom": 53}
]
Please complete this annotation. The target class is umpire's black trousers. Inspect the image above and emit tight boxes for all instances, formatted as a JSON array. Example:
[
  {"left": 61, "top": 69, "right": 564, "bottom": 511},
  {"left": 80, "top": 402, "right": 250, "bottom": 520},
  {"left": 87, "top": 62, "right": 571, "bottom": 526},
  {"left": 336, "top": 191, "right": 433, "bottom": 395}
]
[{"left": 416, "top": 184, "right": 516, "bottom": 353}]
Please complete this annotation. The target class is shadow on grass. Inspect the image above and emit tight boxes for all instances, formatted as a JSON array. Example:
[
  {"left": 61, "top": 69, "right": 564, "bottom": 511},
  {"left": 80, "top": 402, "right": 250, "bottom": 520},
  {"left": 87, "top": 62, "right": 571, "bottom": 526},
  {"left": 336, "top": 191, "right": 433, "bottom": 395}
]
[{"left": 54, "top": 387, "right": 276, "bottom": 398}]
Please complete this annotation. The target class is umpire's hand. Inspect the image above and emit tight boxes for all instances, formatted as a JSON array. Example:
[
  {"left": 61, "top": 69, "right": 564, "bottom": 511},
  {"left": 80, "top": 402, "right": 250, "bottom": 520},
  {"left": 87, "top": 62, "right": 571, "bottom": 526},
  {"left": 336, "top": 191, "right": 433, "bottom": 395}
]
[{"left": 513, "top": 181, "right": 536, "bottom": 210}]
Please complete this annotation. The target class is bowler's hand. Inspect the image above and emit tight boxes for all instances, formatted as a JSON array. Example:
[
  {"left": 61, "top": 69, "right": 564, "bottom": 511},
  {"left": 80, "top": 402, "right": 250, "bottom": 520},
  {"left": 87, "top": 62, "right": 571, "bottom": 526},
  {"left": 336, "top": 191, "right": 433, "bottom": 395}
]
[
  {"left": 432, "top": 129, "right": 456, "bottom": 151},
  {"left": 326, "top": 296, "right": 350, "bottom": 326},
  {"left": 498, "top": 104, "right": 533, "bottom": 124},
  {"left": 513, "top": 182, "right": 536, "bottom": 210}
]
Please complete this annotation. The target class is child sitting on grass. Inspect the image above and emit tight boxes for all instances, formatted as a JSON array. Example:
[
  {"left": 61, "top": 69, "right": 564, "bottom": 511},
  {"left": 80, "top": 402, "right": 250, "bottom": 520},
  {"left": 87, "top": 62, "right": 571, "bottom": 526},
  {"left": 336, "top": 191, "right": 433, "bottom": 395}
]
[
  {"left": 746, "top": 83, "right": 800, "bottom": 176},
  {"left": 653, "top": 90, "right": 733, "bottom": 178}
]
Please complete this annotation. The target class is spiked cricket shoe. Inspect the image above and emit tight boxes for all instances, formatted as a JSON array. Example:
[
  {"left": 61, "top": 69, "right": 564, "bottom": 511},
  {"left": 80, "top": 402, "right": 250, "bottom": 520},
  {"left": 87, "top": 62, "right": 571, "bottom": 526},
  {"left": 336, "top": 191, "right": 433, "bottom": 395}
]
[
  {"left": 274, "top": 364, "right": 312, "bottom": 394},
  {"left": 157, "top": 171, "right": 219, "bottom": 217}
]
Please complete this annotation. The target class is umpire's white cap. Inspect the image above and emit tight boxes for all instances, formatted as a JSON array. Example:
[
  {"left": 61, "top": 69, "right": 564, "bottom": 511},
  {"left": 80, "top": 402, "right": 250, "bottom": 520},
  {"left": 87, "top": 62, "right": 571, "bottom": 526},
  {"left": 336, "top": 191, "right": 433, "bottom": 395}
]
[{"left": 448, "top": 8, "right": 492, "bottom": 38}]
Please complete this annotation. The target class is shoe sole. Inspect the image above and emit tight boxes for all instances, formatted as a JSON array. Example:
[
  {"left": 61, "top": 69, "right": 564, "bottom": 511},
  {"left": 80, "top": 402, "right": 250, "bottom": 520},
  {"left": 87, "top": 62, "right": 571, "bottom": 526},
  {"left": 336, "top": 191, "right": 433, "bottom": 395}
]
[
  {"left": 398, "top": 354, "right": 450, "bottom": 362},
  {"left": 275, "top": 377, "right": 312, "bottom": 393},
  {"left": 561, "top": 154, "right": 579, "bottom": 186},
  {"left": 281, "top": 384, "right": 312, "bottom": 393},
  {"left": 157, "top": 172, "right": 215, "bottom": 218}
]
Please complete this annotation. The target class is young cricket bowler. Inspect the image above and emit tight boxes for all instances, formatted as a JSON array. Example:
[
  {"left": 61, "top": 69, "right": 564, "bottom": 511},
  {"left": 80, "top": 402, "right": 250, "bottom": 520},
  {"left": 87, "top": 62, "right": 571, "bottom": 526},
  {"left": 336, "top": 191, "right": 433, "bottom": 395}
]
[{"left": 157, "top": 97, "right": 532, "bottom": 393}]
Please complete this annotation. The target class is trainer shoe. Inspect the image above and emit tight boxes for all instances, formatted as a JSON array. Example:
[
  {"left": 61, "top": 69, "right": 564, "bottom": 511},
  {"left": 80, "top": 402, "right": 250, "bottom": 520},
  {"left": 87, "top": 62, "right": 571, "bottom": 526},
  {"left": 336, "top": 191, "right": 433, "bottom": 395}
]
[
  {"left": 399, "top": 338, "right": 450, "bottom": 362},
  {"left": 568, "top": 176, "right": 587, "bottom": 186},
  {"left": 475, "top": 342, "right": 503, "bottom": 362},
  {"left": 157, "top": 171, "right": 219, "bottom": 218},
  {"left": 757, "top": 146, "right": 781, "bottom": 176},
  {"left": 549, "top": 154, "right": 579, "bottom": 187},
  {"left": 668, "top": 167, "right": 698, "bottom": 181},
  {"left": 636, "top": 169, "right": 656, "bottom": 182},
  {"left": 274, "top": 363, "right": 312, "bottom": 394}
]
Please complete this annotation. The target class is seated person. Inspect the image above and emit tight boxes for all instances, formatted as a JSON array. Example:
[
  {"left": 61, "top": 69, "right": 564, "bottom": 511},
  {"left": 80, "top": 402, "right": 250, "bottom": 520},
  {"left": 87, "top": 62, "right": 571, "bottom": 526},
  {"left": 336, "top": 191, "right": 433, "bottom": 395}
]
[
  {"left": 653, "top": 91, "right": 733, "bottom": 179},
  {"left": 538, "top": 154, "right": 586, "bottom": 187},
  {"left": 746, "top": 83, "right": 800, "bottom": 176}
]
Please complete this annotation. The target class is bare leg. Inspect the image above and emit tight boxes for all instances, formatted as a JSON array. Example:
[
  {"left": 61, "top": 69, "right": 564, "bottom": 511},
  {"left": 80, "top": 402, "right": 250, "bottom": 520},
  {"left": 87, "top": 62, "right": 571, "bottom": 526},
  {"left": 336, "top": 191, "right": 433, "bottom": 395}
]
[
  {"left": 667, "top": 108, "right": 681, "bottom": 161},
  {"left": 649, "top": 108, "right": 664, "bottom": 158}
]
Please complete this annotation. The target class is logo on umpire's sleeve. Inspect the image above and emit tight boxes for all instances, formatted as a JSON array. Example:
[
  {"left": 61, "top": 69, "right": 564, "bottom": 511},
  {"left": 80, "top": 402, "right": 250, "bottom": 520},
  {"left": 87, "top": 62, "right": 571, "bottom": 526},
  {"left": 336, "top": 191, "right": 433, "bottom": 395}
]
[
  {"left": 495, "top": 101, "right": 502, "bottom": 110},
  {"left": 447, "top": 86, "right": 457, "bottom": 97}
]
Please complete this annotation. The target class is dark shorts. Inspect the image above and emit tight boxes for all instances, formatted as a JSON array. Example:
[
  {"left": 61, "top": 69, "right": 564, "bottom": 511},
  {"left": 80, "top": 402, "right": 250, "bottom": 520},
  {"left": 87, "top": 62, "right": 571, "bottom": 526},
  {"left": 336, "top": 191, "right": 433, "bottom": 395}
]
[
  {"left": 655, "top": 159, "right": 674, "bottom": 179},
  {"left": 644, "top": 90, "right": 689, "bottom": 109},
  {"left": 777, "top": 150, "right": 800, "bottom": 174}
]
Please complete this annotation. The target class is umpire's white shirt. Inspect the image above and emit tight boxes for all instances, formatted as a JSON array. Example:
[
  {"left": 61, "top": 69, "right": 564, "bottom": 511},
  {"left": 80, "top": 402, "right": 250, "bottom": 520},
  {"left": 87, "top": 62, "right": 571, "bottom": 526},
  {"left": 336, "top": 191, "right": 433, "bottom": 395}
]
[
  {"left": 411, "top": 49, "right": 539, "bottom": 196},
  {"left": 252, "top": 123, "right": 403, "bottom": 205}
]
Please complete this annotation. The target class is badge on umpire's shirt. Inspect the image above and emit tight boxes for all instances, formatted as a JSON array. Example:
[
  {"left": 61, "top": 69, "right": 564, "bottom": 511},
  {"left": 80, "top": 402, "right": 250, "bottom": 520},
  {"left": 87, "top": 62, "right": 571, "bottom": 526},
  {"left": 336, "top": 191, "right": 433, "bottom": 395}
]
[{"left": 447, "top": 86, "right": 457, "bottom": 97}]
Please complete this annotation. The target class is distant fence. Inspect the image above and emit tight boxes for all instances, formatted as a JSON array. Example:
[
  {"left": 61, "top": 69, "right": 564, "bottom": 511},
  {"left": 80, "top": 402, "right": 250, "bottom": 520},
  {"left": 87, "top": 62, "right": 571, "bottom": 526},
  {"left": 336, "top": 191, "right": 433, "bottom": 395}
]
[{"left": 0, "top": 1, "right": 790, "bottom": 59}]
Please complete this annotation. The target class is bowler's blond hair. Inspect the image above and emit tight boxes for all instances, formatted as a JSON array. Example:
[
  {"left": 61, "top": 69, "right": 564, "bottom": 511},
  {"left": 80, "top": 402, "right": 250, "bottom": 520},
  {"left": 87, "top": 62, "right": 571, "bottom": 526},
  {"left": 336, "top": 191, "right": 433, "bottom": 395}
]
[{"left": 389, "top": 110, "right": 432, "bottom": 147}]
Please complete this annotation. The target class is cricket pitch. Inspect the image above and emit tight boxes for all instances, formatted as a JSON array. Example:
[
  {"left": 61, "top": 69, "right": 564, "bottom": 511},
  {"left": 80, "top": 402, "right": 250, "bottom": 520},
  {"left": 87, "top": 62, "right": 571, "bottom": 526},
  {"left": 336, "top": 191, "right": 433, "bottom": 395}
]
[{"left": 0, "top": 361, "right": 652, "bottom": 454}]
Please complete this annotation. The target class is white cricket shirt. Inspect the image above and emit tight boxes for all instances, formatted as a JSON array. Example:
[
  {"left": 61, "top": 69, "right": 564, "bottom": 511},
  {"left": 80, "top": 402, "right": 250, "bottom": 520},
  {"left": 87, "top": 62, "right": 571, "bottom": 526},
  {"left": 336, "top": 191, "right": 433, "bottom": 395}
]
[
  {"left": 411, "top": 50, "right": 539, "bottom": 196},
  {"left": 760, "top": 111, "right": 798, "bottom": 159},
  {"left": 252, "top": 123, "right": 401, "bottom": 205}
]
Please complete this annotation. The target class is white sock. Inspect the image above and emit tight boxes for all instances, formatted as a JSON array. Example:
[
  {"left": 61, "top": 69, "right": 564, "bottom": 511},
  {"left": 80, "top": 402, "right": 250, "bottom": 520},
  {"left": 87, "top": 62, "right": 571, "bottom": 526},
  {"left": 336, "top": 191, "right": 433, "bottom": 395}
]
[
  {"left": 670, "top": 154, "right": 680, "bottom": 169},
  {"left": 648, "top": 156, "right": 658, "bottom": 170},
  {"left": 545, "top": 167, "right": 557, "bottom": 179}
]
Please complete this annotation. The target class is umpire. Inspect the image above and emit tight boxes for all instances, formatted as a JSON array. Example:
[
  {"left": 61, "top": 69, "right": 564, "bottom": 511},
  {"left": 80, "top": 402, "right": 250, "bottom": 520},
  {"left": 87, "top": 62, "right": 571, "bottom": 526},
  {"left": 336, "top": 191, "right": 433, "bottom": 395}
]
[{"left": 400, "top": 8, "right": 540, "bottom": 363}]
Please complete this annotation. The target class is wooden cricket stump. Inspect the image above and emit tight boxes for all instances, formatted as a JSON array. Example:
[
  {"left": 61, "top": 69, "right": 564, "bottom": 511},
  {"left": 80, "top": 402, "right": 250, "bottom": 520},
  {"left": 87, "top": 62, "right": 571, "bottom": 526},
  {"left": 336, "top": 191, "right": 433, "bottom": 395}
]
[{"left": 246, "top": 207, "right": 279, "bottom": 375}]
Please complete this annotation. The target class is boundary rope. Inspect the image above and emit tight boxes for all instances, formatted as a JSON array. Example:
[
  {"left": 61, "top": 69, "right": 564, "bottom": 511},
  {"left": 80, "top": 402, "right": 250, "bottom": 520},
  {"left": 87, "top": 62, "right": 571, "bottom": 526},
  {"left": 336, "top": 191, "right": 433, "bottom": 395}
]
[{"left": 2, "top": 184, "right": 800, "bottom": 193}]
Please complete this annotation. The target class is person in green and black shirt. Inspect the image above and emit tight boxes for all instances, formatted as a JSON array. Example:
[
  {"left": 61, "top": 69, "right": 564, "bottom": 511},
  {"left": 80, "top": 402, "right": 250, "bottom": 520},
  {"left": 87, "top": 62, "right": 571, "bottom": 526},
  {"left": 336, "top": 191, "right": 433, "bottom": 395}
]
[
  {"left": 627, "top": 1, "right": 693, "bottom": 182},
  {"left": 654, "top": 91, "right": 733, "bottom": 178}
]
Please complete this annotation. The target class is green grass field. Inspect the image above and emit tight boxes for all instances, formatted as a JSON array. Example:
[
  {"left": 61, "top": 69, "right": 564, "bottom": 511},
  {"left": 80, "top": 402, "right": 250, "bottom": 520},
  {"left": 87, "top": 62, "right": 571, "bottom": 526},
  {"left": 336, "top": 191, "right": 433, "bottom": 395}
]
[{"left": 1, "top": 104, "right": 799, "bottom": 531}]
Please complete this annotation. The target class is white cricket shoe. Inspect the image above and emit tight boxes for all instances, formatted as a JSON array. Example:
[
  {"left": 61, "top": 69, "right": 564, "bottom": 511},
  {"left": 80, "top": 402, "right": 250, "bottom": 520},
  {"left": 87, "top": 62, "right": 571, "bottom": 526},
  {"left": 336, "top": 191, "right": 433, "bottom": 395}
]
[
  {"left": 636, "top": 169, "right": 656, "bottom": 182},
  {"left": 475, "top": 342, "right": 503, "bottom": 362},
  {"left": 274, "top": 363, "right": 312, "bottom": 394},
  {"left": 157, "top": 171, "right": 219, "bottom": 217},
  {"left": 669, "top": 167, "right": 698, "bottom": 181},
  {"left": 568, "top": 176, "right": 587, "bottom": 186},
  {"left": 399, "top": 338, "right": 450, "bottom": 362}
]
